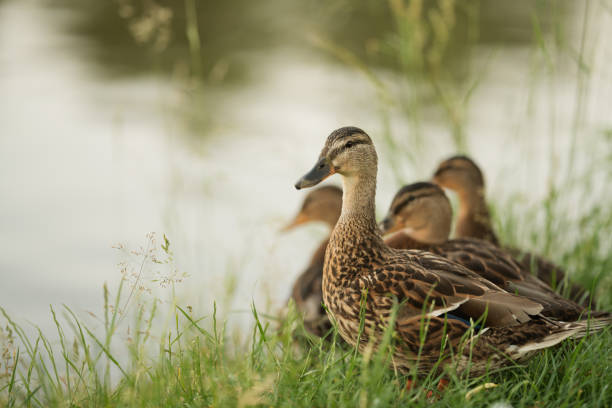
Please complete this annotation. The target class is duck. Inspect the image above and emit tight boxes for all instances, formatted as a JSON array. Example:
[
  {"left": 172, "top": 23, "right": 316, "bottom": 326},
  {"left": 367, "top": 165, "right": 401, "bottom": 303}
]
[
  {"left": 379, "top": 182, "right": 593, "bottom": 321},
  {"left": 293, "top": 126, "right": 610, "bottom": 376},
  {"left": 286, "top": 182, "right": 588, "bottom": 333},
  {"left": 432, "top": 156, "right": 499, "bottom": 244},
  {"left": 283, "top": 185, "right": 342, "bottom": 336},
  {"left": 432, "top": 155, "right": 591, "bottom": 303}
]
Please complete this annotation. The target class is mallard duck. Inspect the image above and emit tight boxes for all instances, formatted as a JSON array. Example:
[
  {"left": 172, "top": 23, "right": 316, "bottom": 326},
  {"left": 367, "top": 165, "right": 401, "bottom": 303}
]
[
  {"left": 432, "top": 156, "right": 499, "bottom": 244},
  {"left": 294, "top": 126, "right": 610, "bottom": 376},
  {"left": 283, "top": 185, "right": 342, "bottom": 336},
  {"left": 283, "top": 185, "right": 343, "bottom": 232},
  {"left": 432, "top": 155, "right": 590, "bottom": 303},
  {"left": 380, "top": 182, "right": 592, "bottom": 321}
]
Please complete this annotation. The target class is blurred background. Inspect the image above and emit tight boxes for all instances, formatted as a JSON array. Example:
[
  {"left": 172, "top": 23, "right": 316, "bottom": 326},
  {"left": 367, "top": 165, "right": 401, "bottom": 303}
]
[{"left": 1, "top": 0, "right": 611, "bottom": 335}]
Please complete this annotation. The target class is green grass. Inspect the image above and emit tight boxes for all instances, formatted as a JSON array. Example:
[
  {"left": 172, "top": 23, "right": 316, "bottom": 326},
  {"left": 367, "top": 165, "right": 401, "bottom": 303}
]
[
  {"left": 2, "top": 1, "right": 612, "bottom": 406},
  {"left": 0, "top": 293, "right": 611, "bottom": 407},
  {"left": 0, "top": 208, "right": 611, "bottom": 407}
]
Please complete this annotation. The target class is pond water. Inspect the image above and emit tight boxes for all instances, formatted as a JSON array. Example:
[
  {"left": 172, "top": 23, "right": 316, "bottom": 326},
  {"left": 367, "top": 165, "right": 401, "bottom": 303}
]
[{"left": 0, "top": 0, "right": 610, "bottom": 336}]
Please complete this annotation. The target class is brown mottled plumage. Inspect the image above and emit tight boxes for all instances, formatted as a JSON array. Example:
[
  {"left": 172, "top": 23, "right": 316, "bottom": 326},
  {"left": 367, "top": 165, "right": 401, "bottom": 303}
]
[
  {"left": 380, "top": 182, "right": 593, "bottom": 321},
  {"left": 294, "top": 127, "right": 611, "bottom": 376},
  {"left": 283, "top": 185, "right": 342, "bottom": 336},
  {"left": 432, "top": 155, "right": 591, "bottom": 303}
]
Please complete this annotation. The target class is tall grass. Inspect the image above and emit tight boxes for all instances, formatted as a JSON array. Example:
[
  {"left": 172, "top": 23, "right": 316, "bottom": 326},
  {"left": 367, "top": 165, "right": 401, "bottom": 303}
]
[
  {"left": 0, "top": 229, "right": 610, "bottom": 407},
  {"left": 1, "top": 0, "right": 611, "bottom": 406}
]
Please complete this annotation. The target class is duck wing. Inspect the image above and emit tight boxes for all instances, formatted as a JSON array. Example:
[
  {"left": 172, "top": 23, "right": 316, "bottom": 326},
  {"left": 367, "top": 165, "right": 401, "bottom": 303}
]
[
  {"left": 513, "top": 250, "right": 592, "bottom": 305},
  {"left": 431, "top": 238, "right": 585, "bottom": 320},
  {"left": 366, "top": 250, "right": 543, "bottom": 329},
  {"left": 433, "top": 238, "right": 522, "bottom": 285}
]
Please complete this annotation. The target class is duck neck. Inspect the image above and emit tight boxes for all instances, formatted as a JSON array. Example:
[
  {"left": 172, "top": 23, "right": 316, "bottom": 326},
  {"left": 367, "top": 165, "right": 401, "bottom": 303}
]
[
  {"left": 456, "top": 187, "right": 498, "bottom": 243},
  {"left": 332, "top": 172, "right": 384, "bottom": 247},
  {"left": 457, "top": 187, "right": 489, "bottom": 221}
]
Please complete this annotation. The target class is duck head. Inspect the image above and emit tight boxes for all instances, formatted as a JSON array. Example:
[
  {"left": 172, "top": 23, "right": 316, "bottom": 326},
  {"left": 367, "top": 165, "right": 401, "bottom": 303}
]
[
  {"left": 282, "top": 185, "right": 343, "bottom": 231},
  {"left": 380, "top": 182, "right": 452, "bottom": 244},
  {"left": 294, "top": 127, "right": 376, "bottom": 190},
  {"left": 432, "top": 155, "right": 485, "bottom": 194}
]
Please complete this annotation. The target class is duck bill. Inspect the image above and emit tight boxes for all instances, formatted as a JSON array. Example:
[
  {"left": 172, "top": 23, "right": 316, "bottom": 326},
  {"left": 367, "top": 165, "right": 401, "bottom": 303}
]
[
  {"left": 379, "top": 215, "right": 402, "bottom": 236},
  {"left": 280, "top": 212, "right": 308, "bottom": 232},
  {"left": 294, "top": 157, "right": 334, "bottom": 190},
  {"left": 379, "top": 215, "right": 394, "bottom": 235}
]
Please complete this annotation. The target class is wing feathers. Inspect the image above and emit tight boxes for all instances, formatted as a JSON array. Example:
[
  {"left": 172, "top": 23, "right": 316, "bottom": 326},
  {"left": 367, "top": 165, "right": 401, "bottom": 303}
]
[{"left": 378, "top": 249, "right": 544, "bottom": 328}]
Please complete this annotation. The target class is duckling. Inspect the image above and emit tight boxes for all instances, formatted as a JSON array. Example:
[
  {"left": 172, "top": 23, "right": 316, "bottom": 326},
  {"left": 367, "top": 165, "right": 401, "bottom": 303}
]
[
  {"left": 380, "top": 182, "right": 590, "bottom": 321},
  {"left": 283, "top": 185, "right": 342, "bottom": 336},
  {"left": 432, "top": 155, "right": 590, "bottom": 303},
  {"left": 294, "top": 126, "right": 610, "bottom": 376}
]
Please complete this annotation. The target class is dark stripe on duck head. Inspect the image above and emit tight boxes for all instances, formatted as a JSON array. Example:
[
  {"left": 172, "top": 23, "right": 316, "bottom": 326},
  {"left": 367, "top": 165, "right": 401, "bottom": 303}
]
[
  {"left": 327, "top": 139, "right": 370, "bottom": 161},
  {"left": 394, "top": 182, "right": 442, "bottom": 196},
  {"left": 390, "top": 182, "right": 445, "bottom": 215},
  {"left": 328, "top": 126, "right": 367, "bottom": 141},
  {"left": 321, "top": 126, "right": 371, "bottom": 157}
]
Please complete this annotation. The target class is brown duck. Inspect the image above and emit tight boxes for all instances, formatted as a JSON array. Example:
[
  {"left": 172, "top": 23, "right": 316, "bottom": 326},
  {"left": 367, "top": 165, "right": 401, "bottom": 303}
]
[
  {"left": 283, "top": 185, "right": 342, "bottom": 336},
  {"left": 380, "top": 182, "right": 594, "bottom": 321},
  {"left": 432, "top": 155, "right": 591, "bottom": 303},
  {"left": 293, "top": 126, "right": 610, "bottom": 376},
  {"left": 286, "top": 183, "right": 589, "bottom": 334}
]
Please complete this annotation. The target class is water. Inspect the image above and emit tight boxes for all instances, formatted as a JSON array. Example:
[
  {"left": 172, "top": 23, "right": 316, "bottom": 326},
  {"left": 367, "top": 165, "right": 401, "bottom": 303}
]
[
  {"left": 0, "top": 0, "right": 390, "bottom": 333},
  {"left": 0, "top": 0, "right": 610, "bottom": 336}
]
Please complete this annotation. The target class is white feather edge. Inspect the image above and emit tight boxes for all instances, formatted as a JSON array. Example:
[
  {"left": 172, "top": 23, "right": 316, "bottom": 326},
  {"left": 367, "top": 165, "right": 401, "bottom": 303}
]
[
  {"left": 426, "top": 297, "right": 470, "bottom": 318},
  {"left": 512, "top": 329, "right": 579, "bottom": 354},
  {"left": 512, "top": 317, "right": 611, "bottom": 355}
]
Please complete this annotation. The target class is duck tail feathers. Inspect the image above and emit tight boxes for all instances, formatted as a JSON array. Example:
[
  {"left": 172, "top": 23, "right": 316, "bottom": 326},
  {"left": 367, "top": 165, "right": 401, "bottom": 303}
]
[{"left": 514, "top": 316, "right": 611, "bottom": 356}]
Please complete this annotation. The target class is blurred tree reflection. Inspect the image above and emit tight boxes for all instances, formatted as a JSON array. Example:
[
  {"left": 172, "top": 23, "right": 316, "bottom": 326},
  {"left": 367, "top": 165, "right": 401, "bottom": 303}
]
[{"left": 55, "top": 0, "right": 570, "bottom": 84}]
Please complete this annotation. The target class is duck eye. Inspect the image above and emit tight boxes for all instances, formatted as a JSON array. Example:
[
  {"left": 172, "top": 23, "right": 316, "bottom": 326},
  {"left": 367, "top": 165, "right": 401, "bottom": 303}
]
[{"left": 345, "top": 141, "right": 354, "bottom": 148}]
